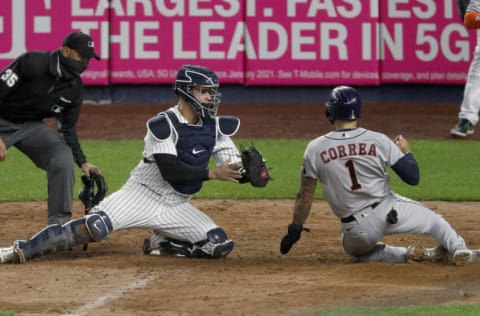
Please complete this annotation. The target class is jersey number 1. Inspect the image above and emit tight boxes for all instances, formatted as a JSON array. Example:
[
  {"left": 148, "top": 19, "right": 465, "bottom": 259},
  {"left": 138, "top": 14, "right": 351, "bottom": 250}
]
[{"left": 345, "top": 159, "right": 362, "bottom": 191}]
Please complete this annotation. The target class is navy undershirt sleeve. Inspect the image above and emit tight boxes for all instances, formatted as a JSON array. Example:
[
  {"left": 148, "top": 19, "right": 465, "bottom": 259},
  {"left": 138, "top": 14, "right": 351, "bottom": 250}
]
[
  {"left": 391, "top": 153, "right": 420, "bottom": 185},
  {"left": 153, "top": 153, "right": 209, "bottom": 184}
]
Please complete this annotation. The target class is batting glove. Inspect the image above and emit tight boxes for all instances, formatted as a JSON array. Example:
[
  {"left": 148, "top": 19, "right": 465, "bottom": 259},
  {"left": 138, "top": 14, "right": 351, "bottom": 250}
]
[{"left": 280, "top": 223, "right": 307, "bottom": 254}]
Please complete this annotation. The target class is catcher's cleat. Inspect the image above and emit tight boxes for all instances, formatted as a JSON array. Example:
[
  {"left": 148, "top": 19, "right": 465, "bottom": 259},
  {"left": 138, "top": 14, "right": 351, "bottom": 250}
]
[
  {"left": 142, "top": 231, "right": 233, "bottom": 258},
  {"left": 406, "top": 245, "right": 448, "bottom": 263},
  {"left": 0, "top": 246, "right": 26, "bottom": 264},
  {"left": 142, "top": 234, "right": 185, "bottom": 257},
  {"left": 142, "top": 233, "right": 165, "bottom": 255},
  {"left": 452, "top": 249, "right": 480, "bottom": 266}
]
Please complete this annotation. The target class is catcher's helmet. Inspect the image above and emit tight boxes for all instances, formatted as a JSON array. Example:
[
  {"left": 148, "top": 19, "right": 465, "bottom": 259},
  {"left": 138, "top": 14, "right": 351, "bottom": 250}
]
[
  {"left": 325, "top": 85, "right": 362, "bottom": 124},
  {"left": 174, "top": 64, "right": 221, "bottom": 118}
]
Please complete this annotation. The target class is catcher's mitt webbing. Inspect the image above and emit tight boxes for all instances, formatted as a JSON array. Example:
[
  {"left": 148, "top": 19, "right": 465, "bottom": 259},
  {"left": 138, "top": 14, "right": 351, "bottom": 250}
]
[
  {"left": 240, "top": 144, "right": 271, "bottom": 187},
  {"left": 78, "top": 173, "right": 108, "bottom": 211}
]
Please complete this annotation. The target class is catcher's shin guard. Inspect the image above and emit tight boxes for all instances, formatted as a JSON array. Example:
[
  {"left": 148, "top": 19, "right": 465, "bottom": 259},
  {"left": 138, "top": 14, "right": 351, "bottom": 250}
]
[
  {"left": 14, "top": 212, "right": 113, "bottom": 261},
  {"left": 14, "top": 220, "right": 89, "bottom": 261}
]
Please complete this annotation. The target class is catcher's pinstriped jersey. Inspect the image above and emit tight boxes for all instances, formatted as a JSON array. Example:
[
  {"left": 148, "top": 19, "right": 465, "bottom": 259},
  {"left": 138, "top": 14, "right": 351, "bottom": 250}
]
[{"left": 96, "top": 105, "right": 241, "bottom": 240}]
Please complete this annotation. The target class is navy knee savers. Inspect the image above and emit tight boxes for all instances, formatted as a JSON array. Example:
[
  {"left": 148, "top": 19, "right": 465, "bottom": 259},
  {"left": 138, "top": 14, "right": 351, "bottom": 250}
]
[{"left": 85, "top": 211, "right": 113, "bottom": 241}]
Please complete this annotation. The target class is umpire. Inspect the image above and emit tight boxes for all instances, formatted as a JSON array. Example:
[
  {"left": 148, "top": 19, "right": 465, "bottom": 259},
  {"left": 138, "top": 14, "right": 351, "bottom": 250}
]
[{"left": 0, "top": 31, "right": 101, "bottom": 225}]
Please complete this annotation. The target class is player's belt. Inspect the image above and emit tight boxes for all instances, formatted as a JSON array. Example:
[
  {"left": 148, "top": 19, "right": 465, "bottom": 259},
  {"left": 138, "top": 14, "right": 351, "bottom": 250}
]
[{"left": 340, "top": 202, "right": 380, "bottom": 223}]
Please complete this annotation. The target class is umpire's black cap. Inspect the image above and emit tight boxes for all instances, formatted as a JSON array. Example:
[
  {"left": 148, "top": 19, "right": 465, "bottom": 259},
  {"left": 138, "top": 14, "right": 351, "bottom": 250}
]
[{"left": 63, "top": 31, "right": 100, "bottom": 60}]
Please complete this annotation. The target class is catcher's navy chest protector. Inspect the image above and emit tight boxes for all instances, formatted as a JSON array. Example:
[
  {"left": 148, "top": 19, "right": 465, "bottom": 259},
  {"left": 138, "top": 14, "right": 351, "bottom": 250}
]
[{"left": 166, "top": 111, "right": 216, "bottom": 194}]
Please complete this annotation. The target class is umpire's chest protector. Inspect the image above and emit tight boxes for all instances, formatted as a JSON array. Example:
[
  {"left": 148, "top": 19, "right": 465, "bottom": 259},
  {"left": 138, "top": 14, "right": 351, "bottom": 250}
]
[{"left": 166, "top": 111, "right": 216, "bottom": 170}]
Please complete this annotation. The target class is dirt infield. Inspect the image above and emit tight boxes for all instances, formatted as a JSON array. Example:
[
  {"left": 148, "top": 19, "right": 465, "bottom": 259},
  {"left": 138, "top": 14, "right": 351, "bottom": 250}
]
[{"left": 1, "top": 101, "right": 480, "bottom": 315}]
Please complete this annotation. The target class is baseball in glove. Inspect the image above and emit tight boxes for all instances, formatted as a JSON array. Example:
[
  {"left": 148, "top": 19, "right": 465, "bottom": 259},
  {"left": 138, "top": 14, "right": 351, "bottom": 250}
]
[
  {"left": 240, "top": 144, "right": 272, "bottom": 187},
  {"left": 78, "top": 172, "right": 108, "bottom": 212}
]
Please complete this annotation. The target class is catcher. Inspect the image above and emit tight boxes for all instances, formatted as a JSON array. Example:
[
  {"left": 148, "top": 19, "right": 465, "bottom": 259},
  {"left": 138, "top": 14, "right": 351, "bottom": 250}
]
[{"left": 0, "top": 64, "right": 270, "bottom": 264}]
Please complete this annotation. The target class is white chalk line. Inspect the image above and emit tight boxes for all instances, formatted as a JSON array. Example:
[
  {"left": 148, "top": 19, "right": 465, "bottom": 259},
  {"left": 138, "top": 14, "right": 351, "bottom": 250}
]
[{"left": 62, "top": 275, "right": 156, "bottom": 316}]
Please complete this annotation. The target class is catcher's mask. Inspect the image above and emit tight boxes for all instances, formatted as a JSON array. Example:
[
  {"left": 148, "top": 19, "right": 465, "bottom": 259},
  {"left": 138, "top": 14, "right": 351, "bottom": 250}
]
[
  {"left": 325, "top": 85, "right": 362, "bottom": 124},
  {"left": 174, "top": 64, "right": 221, "bottom": 119}
]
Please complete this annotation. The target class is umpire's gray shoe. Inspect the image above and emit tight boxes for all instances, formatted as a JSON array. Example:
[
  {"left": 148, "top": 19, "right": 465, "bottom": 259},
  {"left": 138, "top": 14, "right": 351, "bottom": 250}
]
[
  {"left": 452, "top": 249, "right": 480, "bottom": 266},
  {"left": 406, "top": 245, "right": 448, "bottom": 263},
  {"left": 0, "top": 246, "right": 25, "bottom": 264}
]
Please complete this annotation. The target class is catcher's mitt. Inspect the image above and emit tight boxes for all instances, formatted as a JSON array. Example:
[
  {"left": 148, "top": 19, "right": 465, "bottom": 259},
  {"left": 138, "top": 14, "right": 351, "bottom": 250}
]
[
  {"left": 240, "top": 144, "right": 272, "bottom": 187},
  {"left": 78, "top": 172, "right": 108, "bottom": 211}
]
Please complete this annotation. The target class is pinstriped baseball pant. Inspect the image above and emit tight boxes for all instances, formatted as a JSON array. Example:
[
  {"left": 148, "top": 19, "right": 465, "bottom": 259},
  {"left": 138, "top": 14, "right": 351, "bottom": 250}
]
[{"left": 93, "top": 181, "right": 219, "bottom": 244}]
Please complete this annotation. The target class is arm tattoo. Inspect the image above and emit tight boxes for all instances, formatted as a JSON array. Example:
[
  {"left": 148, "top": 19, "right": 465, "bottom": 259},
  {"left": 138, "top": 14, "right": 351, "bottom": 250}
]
[{"left": 292, "top": 175, "right": 317, "bottom": 225}]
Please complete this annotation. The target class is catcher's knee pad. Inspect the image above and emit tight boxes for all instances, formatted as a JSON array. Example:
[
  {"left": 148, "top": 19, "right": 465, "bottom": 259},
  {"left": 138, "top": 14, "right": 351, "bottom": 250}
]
[
  {"left": 194, "top": 227, "right": 234, "bottom": 259},
  {"left": 85, "top": 211, "right": 113, "bottom": 242}
]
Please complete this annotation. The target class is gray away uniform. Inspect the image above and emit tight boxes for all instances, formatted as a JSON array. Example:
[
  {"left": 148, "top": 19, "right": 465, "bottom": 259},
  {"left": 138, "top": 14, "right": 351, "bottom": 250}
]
[{"left": 303, "top": 127, "right": 467, "bottom": 262}]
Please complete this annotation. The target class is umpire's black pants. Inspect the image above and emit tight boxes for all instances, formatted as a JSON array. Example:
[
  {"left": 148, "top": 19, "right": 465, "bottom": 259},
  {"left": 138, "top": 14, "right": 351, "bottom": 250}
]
[{"left": 0, "top": 117, "right": 74, "bottom": 225}]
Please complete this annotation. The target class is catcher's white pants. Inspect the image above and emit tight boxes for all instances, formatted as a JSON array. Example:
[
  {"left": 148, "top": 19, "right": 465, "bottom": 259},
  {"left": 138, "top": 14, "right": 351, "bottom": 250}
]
[{"left": 93, "top": 181, "right": 219, "bottom": 244}]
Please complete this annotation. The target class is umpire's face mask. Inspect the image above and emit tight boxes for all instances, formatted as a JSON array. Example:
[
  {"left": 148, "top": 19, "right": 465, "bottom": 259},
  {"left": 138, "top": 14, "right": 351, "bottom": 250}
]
[{"left": 59, "top": 50, "right": 89, "bottom": 76}]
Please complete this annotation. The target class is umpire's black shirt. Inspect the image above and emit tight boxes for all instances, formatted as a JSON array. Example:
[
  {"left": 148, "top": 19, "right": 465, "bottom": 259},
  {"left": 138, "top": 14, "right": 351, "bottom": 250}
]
[{"left": 0, "top": 50, "right": 86, "bottom": 166}]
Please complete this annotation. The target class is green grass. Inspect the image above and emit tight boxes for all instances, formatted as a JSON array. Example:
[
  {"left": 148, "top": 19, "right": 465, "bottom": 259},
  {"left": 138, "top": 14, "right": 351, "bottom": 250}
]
[
  {"left": 0, "top": 139, "right": 479, "bottom": 201},
  {"left": 0, "top": 140, "right": 142, "bottom": 201},
  {"left": 316, "top": 304, "right": 480, "bottom": 315},
  {"left": 389, "top": 140, "right": 480, "bottom": 201}
]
